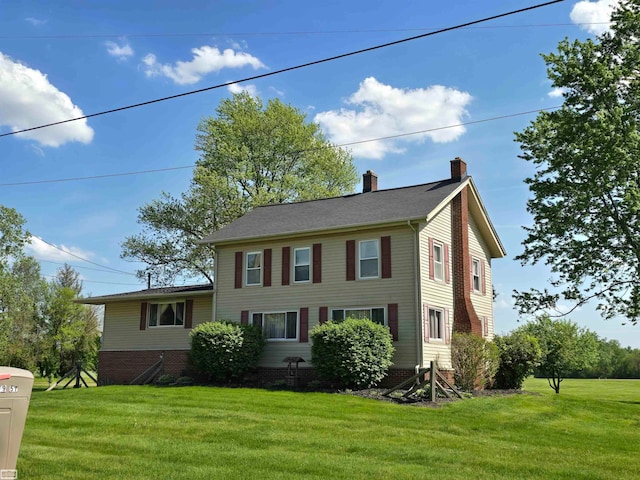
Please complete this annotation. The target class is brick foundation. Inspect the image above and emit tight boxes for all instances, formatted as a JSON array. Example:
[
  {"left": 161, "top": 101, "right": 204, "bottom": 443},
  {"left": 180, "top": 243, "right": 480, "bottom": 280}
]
[{"left": 99, "top": 350, "right": 453, "bottom": 388}]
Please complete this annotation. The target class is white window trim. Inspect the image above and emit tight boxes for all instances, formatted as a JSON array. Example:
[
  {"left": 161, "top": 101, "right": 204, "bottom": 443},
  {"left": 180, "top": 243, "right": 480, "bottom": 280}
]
[
  {"left": 245, "top": 251, "right": 262, "bottom": 286},
  {"left": 293, "top": 247, "right": 311, "bottom": 284},
  {"left": 471, "top": 257, "right": 482, "bottom": 293},
  {"left": 251, "top": 310, "right": 299, "bottom": 342},
  {"left": 358, "top": 239, "right": 380, "bottom": 280},
  {"left": 433, "top": 241, "right": 444, "bottom": 282},
  {"left": 148, "top": 300, "right": 185, "bottom": 328},
  {"left": 330, "top": 306, "right": 386, "bottom": 326},
  {"left": 428, "top": 307, "right": 445, "bottom": 342}
]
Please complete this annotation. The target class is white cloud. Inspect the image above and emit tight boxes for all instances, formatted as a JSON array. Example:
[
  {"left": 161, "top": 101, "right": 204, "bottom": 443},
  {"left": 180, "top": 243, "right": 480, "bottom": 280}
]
[
  {"left": 26, "top": 236, "right": 96, "bottom": 263},
  {"left": 548, "top": 87, "right": 567, "bottom": 98},
  {"left": 25, "top": 17, "right": 47, "bottom": 27},
  {"left": 314, "top": 77, "right": 472, "bottom": 160},
  {"left": 227, "top": 82, "right": 258, "bottom": 96},
  {"left": 570, "top": 0, "right": 619, "bottom": 35},
  {"left": 105, "top": 40, "right": 134, "bottom": 60},
  {"left": 0, "top": 52, "right": 94, "bottom": 147},
  {"left": 269, "top": 86, "right": 285, "bottom": 97},
  {"left": 142, "top": 46, "right": 266, "bottom": 85}
]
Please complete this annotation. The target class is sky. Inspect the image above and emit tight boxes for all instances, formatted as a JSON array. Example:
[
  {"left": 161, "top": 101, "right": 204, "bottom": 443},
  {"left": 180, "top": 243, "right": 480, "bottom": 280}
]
[{"left": 1, "top": 0, "right": 637, "bottom": 348}]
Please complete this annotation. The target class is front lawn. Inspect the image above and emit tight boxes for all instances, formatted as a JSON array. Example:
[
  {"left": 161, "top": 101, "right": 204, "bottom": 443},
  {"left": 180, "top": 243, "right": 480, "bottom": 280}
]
[{"left": 19, "top": 378, "right": 639, "bottom": 479}]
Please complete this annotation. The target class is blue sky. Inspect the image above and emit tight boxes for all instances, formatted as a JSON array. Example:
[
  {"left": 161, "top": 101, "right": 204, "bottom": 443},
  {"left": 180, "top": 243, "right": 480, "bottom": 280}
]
[{"left": 2, "top": 0, "right": 637, "bottom": 347}]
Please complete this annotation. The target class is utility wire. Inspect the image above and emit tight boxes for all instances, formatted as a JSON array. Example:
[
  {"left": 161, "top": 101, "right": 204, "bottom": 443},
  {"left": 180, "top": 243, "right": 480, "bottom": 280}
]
[
  {"left": 32, "top": 236, "right": 136, "bottom": 275},
  {"left": 36, "top": 259, "right": 139, "bottom": 276},
  {"left": 42, "top": 274, "right": 142, "bottom": 286},
  {"left": 0, "top": 22, "right": 604, "bottom": 40},
  {"left": 0, "top": 0, "right": 564, "bottom": 141},
  {"left": 0, "top": 105, "right": 561, "bottom": 187}
]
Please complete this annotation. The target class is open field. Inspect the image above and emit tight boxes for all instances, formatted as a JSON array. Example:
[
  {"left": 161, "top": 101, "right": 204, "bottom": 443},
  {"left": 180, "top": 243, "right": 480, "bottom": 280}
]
[{"left": 19, "top": 378, "right": 639, "bottom": 479}]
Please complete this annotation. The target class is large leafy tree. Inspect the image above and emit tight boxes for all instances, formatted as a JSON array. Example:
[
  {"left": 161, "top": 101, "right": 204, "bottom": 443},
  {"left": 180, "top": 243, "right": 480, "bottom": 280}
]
[
  {"left": 514, "top": 1, "right": 640, "bottom": 323},
  {"left": 122, "top": 92, "right": 358, "bottom": 285}
]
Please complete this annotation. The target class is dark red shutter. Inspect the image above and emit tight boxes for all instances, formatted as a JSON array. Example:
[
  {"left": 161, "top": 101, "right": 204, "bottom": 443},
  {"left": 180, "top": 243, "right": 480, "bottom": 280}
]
[
  {"left": 319, "top": 306, "right": 328, "bottom": 324},
  {"left": 235, "top": 252, "right": 243, "bottom": 289},
  {"left": 444, "top": 243, "right": 451, "bottom": 284},
  {"left": 313, "top": 243, "right": 322, "bottom": 284},
  {"left": 445, "top": 309, "right": 451, "bottom": 344},
  {"left": 282, "top": 246, "right": 290, "bottom": 286},
  {"left": 428, "top": 238, "right": 435, "bottom": 280},
  {"left": 381, "top": 236, "right": 392, "bottom": 278},
  {"left": 241, "top": 310, "right": 249, "bottom": 325},
  {"left": 423, "top": 304, "right": 430, "bottom": 343},
  {"left": 388, "top": 303, "right": 398, "bottom": 341},
  {"left": 140, "top": 302, "right": 148, "bottom": 330},
  {"left": 346, "top": 240, "right": 356, "bottom": 281},
  {"left": 263, "top": 248, "right": 272, "bottom": 287},
  {"left": 184, "top": 299, "right": 193, "bottom": 329},
  {"left": 299, "top": 307, "right": 309, "bottom": 343}
]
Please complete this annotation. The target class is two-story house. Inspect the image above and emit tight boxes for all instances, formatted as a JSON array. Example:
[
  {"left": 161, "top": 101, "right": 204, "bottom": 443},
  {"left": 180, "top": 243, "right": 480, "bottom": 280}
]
[{"left": 83, "top": 158, "right": 505, "bottom": 385}]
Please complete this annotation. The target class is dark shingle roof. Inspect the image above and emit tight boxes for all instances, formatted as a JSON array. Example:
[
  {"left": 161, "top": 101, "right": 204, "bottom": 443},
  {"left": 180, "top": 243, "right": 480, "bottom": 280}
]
[
  {"left": 77, "top": 284, "right": 213, "bottom": 304},
  {"left": 201, "top": 177, "right": 465, "bottom": 245}
]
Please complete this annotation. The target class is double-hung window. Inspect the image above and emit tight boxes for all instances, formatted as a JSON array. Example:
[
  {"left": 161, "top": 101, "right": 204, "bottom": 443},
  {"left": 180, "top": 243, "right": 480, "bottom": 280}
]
[
  {"left": 246, "top": 252, "right": 262, "bottom": 286},
  {"left": 359, "top": 240, "right": 379, "bottom": 279},
  {"left": 148, "top": 302, "right": 184, "bottom": 327},
  {"left": 433, "top": 242, "right": 444, "bottom": 281},
  {"left": 252, "top": 311, "right": 298, "bottom": 340},
  {"left": 331, "top": 307, "right": 385, "bottom": 325},
  {"left": 428, "top": 307, "right": 444, "bottom": 340},
  {"left": 472, "top": 258, "right": 482, "bottom": 292},
  {"left": 294, "top": 247, "right": 310, "bottom": 283}
]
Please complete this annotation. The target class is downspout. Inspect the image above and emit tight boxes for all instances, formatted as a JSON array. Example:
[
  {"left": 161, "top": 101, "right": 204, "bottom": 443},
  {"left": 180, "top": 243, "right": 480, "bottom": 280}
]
[
  {"left": 407, "top": 220, "right": 424, "bottom": 372},
  {"left": 211, "top": 246, "right": 218, "bottom": 322}
]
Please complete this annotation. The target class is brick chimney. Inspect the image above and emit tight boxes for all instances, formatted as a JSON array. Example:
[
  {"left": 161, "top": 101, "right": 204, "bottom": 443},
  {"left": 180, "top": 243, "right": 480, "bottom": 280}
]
[
  {"left": 363, "top": 170, "right": 378, "bottom": 193},
  {"left": 450, "top": 158, "right": 483, "bottom": 336}
]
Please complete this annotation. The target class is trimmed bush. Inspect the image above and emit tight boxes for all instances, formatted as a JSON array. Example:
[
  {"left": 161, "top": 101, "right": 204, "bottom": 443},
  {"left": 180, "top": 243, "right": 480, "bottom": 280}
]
[
  {"left": 310, "top": 318, "right": 394, "bottom": 389},
  {"left": 493, "top": 332, "right": 541, "bottom": 389},
  {"left": 190, "top": 320, "right": 265, "bottom": 382},
  {"left": 451, "top": 332, "right": 499, "bottom": 391}
]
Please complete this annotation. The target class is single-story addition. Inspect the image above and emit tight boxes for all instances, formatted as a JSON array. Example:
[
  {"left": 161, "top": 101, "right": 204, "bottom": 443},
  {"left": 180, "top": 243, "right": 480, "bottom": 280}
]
[{"left": 81, "top": 158, "right": 506, "bottom": 386}]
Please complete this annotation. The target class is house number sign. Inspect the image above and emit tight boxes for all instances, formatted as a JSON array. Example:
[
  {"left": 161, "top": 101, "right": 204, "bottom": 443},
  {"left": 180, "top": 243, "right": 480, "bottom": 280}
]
[{"left": 0, "top": 385, "right": 18, "bottom": 393}]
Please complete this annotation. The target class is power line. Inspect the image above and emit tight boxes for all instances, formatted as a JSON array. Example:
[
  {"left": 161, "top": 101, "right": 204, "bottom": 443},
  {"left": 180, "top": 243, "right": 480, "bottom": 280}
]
[
  {"left": 0, "top": 22, "right": 605, "bottom": 40},
  {"left": 32, "top": 236, "right": 136, "bottom": 276},
  {"left": 0, "top": 105, "right": 561, "bottom": 187},
  {"left": 42, "top": 274, "right": 142, "bottom": 286},
  {"left": 36, "top": 259, "right": 139, "bottom": 276},
  {"left": 0, "top": 0, "right": 564, "bottom": 141}
]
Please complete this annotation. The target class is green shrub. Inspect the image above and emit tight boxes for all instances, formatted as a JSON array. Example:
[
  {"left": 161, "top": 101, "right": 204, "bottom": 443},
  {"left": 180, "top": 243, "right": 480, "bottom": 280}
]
[
  {"left": 155, "top": 374, "right": 176, "bottom": 386},
  {"left": 451, "top": 332, "right": 499, "bottom": 391},
  {"left": 493, "top": 332, "right": 541, "bottom": 389},
  {"left": 190, "top": 320, "right": 265, "bottom": 382},
  {"left": 310, "top": 318, "right": 394, "bottom": 389}
]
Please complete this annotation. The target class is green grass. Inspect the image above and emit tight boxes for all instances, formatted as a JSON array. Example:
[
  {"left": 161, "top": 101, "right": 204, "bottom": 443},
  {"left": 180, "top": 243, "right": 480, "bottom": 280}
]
[{"left": 18, "top": 378, "right": 639, "bottom": 479}]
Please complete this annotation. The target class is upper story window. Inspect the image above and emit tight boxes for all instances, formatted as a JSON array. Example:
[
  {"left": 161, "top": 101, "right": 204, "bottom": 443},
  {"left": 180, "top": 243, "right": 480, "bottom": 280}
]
[
  {"left": 294, "top": 247, "right": 310, "bottom": 283},
  {"left": 472, "top": 258, "right": 482, "bottom": 292},
  {"left": 359, "top": 240, "right": 379, "bottom": 279},
  {"left": 433, "top": 242, "right": 444, "bottom": 281},
  {"left": 331, "top": 307, "right": 385, "bottom": 326},
  {"left": 428, "top": 307, "right": 444, "bottom": 340},
  {"left": 252, "top": 311, "right": 297, "bottom": 340},
  {"left": 148, "top": 302, "right": 184, "bottom": 327},
  {"left": 246, "top": 252, "right": 262, "bottom": 286}
]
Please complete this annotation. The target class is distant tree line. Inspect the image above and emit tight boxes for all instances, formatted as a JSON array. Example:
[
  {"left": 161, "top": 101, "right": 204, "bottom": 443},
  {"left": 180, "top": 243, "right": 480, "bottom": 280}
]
[{"left": 0, "top": 205, "right": 100, "bottom": 379}]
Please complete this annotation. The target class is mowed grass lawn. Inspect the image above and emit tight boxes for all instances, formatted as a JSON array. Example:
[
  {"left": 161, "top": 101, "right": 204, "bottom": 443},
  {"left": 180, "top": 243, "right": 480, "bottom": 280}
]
[{"left": 19, "top": 378, "right": 639, "bottom": 479}]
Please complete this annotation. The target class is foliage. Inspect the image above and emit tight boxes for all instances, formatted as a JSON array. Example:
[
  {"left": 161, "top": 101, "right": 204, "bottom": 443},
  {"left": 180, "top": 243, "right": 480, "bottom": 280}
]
[
  {"left": 189, "top": 320, "right": 265, "bottom": 382},
  {"left": 310, "top": 318, "right": 394, "bottom": 389},
  {"left": 514, "top": 2, "right": 640, "bottom": 323},
  {"left": 451, "top": 332, "right": 499, "bottom": 391},
  {"left": 493, "top": 332, "right": 541, "bottom": 389},
  {"left": 518, "top": 316, "right": 599, "bottom": 393},
  {"left": 122, "top": 92, "right": 358, "bottom": 285}
]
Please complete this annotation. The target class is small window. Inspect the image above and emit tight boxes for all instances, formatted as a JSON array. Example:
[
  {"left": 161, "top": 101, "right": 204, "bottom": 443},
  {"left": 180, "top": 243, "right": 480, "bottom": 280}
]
[
  {"left": 359, "top": 240, "right": 379, "bottom": 279},
  {"left": 246, "top": 252, "right": 262, "bottom": 286},
  {"left": 331, "top": 307, "right": 385, "bottom": 325},
  {"left": 428, "top": 308, "right": 444, "bottom": 340},
  {"left": 148, "top": 302, "right": 184, "bottom": 327},
  {"left": 294, "top": 247, "right": 310, "bottom": 283},
  {"left": 252, "top": 311, "right": 297, "bottom": 340},
  {"left": 472, "top": 258, "right": 481, "bottom": 292},
  {"left": 433, "top": 243, "right": 444, "bottom": 281}
]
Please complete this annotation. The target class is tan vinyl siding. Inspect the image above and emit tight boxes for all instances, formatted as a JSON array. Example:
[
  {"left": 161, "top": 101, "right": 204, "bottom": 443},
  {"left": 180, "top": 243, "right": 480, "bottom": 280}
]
[
  {"left": 216, "top": 225, "right": 417, "bottom": 368},
  {"left": 101, "top": 295, "right": 212, "bottom": 351},
  {"left": 419, "top": 203, "right": 454, "bottom": 369},
  {"left": 469, "top": 214, "right": 494, "bottom": 339}
]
